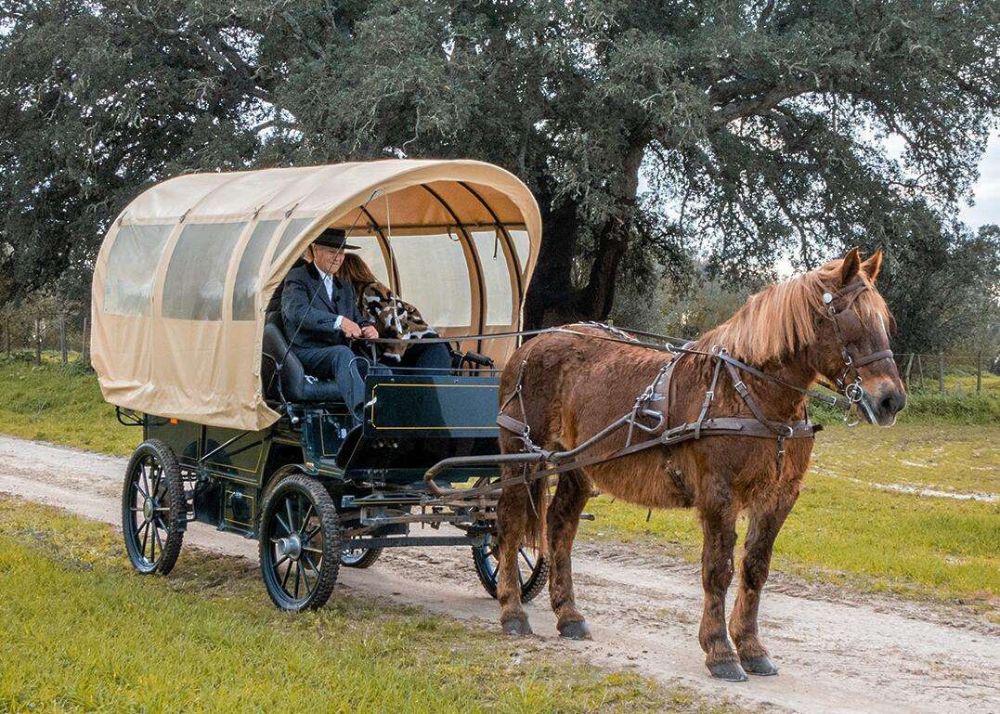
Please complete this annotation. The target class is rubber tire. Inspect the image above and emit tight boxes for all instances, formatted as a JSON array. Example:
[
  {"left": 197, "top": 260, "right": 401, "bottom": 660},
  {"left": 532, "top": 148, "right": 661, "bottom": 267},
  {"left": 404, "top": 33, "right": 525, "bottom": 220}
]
[
  {"left": 122, "top": 439, "right": 186, "bottom": 575},
  {"left": 340, "top": 545, "right": 383, "bottom": 569},
  {"left": 258, "top": 469, "right": 341, "bottom": 611},
  {"left": 472, "top": 537, "right": 549, "bottom": 603}
]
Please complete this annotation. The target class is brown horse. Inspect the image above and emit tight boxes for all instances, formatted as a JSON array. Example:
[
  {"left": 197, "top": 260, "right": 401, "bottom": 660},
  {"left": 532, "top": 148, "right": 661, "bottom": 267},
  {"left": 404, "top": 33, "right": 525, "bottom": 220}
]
[{"left": 494, "top": 249, "right": 906, "bottom": 681}]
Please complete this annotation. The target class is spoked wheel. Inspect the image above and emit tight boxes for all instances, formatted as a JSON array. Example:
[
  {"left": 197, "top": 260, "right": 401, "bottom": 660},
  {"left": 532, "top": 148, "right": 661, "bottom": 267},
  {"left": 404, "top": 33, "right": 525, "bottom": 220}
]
[
  {"left": 121, "top": 439, "right": 186, "bottom": 575},
  {"left": 339, "top": 536, "right": 383, "bottom": 568},
  {"left": 259, "top": 469, "right": 341, "bottom": 611},
  {"left": 473, "top": 534, "right": 549, "bottom": 603},
  {"left": 337, "top": 514, "right": 383, "bottom": 568}
]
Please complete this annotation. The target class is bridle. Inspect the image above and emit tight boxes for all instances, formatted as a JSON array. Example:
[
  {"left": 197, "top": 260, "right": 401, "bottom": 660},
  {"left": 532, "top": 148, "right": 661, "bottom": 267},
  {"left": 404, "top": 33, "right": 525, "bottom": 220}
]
[{"left": 818, "top": 281, "right": 895, "bottom": 425}]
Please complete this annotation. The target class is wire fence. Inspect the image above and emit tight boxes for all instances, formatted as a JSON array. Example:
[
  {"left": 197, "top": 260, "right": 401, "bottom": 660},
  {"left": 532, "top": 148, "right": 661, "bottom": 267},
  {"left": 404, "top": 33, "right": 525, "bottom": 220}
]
[
  {"left": 0, "top": 313, "right": 998, "bottom": 395},
  {"left": 0, "top": 312, "right": 91, "bottom": 367}
]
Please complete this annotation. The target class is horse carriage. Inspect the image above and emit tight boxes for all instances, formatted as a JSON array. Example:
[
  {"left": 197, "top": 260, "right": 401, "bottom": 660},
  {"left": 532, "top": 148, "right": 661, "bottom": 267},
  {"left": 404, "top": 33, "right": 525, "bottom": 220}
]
[{"left": 90, "top": 160, "right": 549, "bottom": 610}]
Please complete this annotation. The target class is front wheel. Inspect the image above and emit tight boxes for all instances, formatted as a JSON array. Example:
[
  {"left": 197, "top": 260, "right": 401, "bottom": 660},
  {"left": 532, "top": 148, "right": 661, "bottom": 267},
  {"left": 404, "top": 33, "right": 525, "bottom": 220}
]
[
  {"left": 472, "top": 535, "right": 548, "bottom": 603},
  {"left": 122, "top": 439, "right": 186, "bottom": 575},
  {"left": 259, "top": 469, "right": 341, "bottom": 611}
]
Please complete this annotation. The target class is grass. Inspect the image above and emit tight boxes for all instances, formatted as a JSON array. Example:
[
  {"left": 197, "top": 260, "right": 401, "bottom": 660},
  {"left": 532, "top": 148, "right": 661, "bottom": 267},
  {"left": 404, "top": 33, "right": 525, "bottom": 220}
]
[
  {"left": 0, "top": 356, "right": 997, "bottom": 616},
  {"left": 580, "top": 424, "right": 1000, "bottom": 617},
  {"left": 0, "top": 496, "right": 738, "bottom": 713},
  {"left": 0, "top": 354, "right": 134, "bottom": 455}
]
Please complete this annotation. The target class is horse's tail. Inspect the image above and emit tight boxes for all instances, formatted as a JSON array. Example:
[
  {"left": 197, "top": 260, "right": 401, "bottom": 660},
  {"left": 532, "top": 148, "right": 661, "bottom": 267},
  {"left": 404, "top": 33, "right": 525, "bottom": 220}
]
[{"left": 524, "top": 469, "right": 548, "bottom": 552}]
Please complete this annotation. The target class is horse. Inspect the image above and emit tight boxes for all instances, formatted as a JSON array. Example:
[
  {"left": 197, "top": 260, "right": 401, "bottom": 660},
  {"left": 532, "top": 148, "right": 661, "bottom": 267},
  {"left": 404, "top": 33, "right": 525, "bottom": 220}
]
[{"left": 494, "top": 248, "right": 906, "bottom": 682}]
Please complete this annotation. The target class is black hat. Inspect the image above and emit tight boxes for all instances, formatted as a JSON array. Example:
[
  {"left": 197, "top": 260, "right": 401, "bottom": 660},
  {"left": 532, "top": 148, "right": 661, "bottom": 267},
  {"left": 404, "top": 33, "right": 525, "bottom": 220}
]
[{"left": 312, "top": 227, "right": 359, "bottom": 250}]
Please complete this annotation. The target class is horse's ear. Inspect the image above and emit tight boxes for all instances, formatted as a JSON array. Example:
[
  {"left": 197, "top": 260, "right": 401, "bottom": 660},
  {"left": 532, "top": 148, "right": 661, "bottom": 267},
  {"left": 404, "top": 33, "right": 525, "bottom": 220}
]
[
  {"left": 861, "top": 248, "right": 884, "bottom": 282},
  {"left": 840, "top": 247, "right": 861, "bottom": 284}
]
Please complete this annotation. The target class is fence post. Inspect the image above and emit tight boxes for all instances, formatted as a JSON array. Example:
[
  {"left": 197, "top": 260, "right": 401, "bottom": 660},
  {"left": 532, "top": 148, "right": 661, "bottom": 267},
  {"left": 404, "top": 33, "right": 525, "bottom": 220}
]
[
  {"left": 4, "top": 322, "right": 9, "bottom": 357},
  {"left": 81, "top": 316, "right": 89, "bottom": 366},
  {"left": 916, "top": 354, "right": 924, "bottom": 389},
  {"left": 34, "top": 317, "right": 41, "bottom": 365},
  {"left": 977, "top": 350, "right": 982, "bottom": 394},
  {"left": 904, "top": 354, "right": 914, "bottom": 386},
  {"left": 59, "top": 314, "right": 67, "bottom": 365},
  {"left": 938, "top": 352, "right": 945, "bottom": 394}
]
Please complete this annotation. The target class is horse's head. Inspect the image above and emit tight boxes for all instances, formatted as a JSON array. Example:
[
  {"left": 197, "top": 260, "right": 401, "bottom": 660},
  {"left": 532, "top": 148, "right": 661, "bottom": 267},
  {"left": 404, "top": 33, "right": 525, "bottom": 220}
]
[{"left": 810, "top": 248, "right": 906, "bottom": 426}]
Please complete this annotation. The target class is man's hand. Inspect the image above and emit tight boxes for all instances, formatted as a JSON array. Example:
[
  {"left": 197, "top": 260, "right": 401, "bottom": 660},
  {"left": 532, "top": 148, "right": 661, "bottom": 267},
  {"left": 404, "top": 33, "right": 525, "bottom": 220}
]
[
  {"left": 361, "top": 325, "right": 379, "bottom": 340},
  {"left": 339, "top": 317, "right": 363, "bottom": 339}
]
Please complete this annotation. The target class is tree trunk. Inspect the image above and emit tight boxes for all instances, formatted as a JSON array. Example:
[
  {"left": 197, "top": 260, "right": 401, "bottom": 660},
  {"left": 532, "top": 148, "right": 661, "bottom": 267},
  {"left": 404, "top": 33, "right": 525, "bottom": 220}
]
[
  {"left": 522, "top": 141, "right": 646, "bottom": 328},
  {"left": 35, "top": 317, "right": 41, "bottom": 365},
  {"left": 938, "top": 352, "right": 945, "bottom": 394},
  {"left": 81, "top": 316, "right": 89, "bottom": 366},
  {"left": 976, "top": 350, "right": 982, "bottom": 394}
]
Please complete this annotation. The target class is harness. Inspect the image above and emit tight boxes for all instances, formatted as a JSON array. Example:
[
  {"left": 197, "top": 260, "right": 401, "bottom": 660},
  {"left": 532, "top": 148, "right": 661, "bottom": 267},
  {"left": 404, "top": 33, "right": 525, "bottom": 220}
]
[{"left": 422, "top": 282, "right": 895, "bottom": 501}]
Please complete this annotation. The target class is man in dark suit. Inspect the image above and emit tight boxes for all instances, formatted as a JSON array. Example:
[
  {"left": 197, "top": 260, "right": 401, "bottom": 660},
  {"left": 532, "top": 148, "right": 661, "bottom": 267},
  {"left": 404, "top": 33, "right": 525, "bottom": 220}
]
[{"left": 281, "top": 228, "right": 378, "bottom": 420}]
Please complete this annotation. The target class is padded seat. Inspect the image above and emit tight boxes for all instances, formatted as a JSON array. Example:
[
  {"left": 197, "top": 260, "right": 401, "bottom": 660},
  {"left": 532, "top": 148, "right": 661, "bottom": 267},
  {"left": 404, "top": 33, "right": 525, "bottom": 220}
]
[{"left": 262, "top": 312, "right": 343, "bottom": 403}]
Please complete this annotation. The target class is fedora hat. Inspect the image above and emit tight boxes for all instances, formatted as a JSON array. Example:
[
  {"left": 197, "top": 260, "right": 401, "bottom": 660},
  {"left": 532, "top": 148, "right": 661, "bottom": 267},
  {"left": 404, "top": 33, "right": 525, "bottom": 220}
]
[{"left": 312, "top": 227, "right": 359, "bottom": 250}]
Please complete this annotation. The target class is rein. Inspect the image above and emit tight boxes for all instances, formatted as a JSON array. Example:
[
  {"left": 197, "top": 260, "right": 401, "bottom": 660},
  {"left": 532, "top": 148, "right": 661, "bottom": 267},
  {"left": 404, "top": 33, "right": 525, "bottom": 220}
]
[{"left": 422, "top": 284, "right": 895, "bottom": 501}]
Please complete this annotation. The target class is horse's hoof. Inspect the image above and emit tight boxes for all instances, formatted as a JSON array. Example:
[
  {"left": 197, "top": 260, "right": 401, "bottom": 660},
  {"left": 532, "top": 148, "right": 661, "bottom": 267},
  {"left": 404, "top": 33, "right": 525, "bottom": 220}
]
[
  {"left": 558, "top": 620, "right": 592, "bottom": 640},
  {"left": 501, "top": 617, "right": 532, "bottom": 637},
  {"left": 741, "top": 655, "right": 778, "bottom": 676},
  {"left": 707, "top": 660, "right": 749, "bottom": 682}
]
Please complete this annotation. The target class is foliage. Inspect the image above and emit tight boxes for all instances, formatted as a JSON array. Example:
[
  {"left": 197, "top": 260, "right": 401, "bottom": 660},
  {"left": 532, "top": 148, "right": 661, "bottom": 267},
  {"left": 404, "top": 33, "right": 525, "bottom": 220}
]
[{"left": 2, "top": 1, "right": 1000, "bottom": 327}]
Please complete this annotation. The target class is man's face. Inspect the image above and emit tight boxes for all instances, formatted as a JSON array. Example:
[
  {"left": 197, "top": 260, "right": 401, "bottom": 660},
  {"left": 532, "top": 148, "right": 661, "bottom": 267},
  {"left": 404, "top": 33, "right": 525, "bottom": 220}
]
[{"left": 312, "top": 244, "right": 345, "bottom": 276}]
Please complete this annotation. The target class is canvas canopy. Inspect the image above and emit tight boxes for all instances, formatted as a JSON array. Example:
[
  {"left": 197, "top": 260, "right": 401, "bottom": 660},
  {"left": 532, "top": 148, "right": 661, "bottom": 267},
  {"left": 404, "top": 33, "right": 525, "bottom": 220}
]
[{"left": 91, "top": 159, "right": 542, "bottom": 431}]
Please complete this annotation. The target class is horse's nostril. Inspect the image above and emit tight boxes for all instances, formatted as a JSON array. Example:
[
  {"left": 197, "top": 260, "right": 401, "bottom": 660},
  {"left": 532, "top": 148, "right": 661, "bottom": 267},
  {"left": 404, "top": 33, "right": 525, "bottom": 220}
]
[{"left": 880, "top": 396, "right": 893, "bottom": 414}]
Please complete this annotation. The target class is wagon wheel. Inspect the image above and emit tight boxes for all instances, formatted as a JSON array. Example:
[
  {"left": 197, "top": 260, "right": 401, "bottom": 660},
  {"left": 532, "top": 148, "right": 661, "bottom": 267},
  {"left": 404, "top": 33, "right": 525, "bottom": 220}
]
[
  {"left": 259, "top": 468, "right": 341, "bottom": 611},
  {"left": 472, "top": 535, "right": 549, "bottom": 603},
  {"left": 338, "top": 517, "right": 383, "bottom": 569},
  {"left": 121, "top": 439, "right": 186, "bottom": 575}
]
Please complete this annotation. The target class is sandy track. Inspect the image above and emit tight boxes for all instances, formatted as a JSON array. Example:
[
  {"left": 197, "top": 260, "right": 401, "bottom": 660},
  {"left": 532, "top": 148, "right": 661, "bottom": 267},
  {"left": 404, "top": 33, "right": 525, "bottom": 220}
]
[{"left": 0, "top": 435, "right": 996, "bottom": 714}]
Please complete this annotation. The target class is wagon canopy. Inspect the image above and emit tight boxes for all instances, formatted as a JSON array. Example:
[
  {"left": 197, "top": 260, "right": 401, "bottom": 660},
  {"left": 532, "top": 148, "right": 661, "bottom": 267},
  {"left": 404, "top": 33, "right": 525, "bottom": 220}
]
[{"left": 91, "top": 160, "right": 542, "bottom": 431}]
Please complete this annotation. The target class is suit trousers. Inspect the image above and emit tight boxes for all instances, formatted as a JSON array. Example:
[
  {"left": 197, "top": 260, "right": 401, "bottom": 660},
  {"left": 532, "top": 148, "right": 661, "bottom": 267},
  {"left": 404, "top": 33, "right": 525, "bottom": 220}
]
[{"left": 293, "top": 345, "right": 367, "bottom": 417}]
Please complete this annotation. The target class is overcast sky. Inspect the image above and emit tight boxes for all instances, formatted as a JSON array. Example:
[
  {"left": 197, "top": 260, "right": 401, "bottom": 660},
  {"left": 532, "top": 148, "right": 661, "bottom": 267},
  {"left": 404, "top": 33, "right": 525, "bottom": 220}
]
[{"left": 961, "top": 131, "right": 1000, "bottom": 229}]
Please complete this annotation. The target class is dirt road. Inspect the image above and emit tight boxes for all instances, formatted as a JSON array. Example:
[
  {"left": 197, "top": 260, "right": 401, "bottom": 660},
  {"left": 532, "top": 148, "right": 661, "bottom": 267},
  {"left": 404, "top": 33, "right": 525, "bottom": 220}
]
[{"left": 1, "top": 435, "right": 996, "bottom": 713}]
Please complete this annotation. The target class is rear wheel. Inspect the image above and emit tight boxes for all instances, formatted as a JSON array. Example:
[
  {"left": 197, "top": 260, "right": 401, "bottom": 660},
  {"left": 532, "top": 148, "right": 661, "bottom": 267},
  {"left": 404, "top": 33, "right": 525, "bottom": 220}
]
[
  {"left": 122, "top": 440, "right": 186, "bottom": 575},
  {"left": 340, "top": 542, "right": 383, "bottom": 568},
  {"left": 259, "top": 469, "right": 341, "bottom": 611},
  {"left": 472, "top": 535, "right": 548, "bottom": 603}
]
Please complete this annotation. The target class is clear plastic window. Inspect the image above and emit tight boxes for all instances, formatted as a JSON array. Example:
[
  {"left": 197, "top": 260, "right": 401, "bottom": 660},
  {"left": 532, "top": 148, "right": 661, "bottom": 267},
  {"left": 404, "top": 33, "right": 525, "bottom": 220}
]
[
  {"left": 508, "top": 229, "right": 531, "bottom": 275},
  {"left": 472, "top": 231, "right": 514, "bottom": 326},
  {"left": 392, "top": 233, "right": 472, "bottom": 327},
  {"left": 271, "top": 218, "right": 314, "bottom": 265},
  {"left": 162, "top": 223, "right": 245, "bottom": 320},
  {"left": 104, "top": 224, "right": 173, "bottom": 316},
  {"left": 347, "top": 233, "right": 391, "bottom": 285},
  {"left": 232, "top": 221, "right": 280, "bottom": 321}
]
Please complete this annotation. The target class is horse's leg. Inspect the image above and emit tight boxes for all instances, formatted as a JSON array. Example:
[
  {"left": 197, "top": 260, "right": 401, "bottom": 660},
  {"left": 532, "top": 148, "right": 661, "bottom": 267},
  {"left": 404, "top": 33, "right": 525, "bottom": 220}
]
[
  {"left": 698, "top": 498, "right": 745, "bottom": 681},
  {"left": 496, "top": 473, "right": 533, "bottom": 636},
  {"left": 728, "top": 498, "right": 796, "bottom": 676},
  {"left": 547, "top": 469, "right": 591, "bottom": 640}
]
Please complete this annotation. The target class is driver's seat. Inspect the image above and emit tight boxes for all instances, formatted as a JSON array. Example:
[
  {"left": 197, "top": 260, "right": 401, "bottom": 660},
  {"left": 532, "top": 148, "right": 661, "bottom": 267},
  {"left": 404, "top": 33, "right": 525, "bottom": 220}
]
[{"left": 261, "top": 311, "right": 343, "bottom": 403}]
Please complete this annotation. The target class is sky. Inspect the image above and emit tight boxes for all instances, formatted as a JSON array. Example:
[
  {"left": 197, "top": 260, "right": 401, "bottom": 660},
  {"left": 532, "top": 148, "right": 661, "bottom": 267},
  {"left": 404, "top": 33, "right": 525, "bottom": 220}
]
[{"left": 961, "top": 131, "right": 1000, "bottom": 229}]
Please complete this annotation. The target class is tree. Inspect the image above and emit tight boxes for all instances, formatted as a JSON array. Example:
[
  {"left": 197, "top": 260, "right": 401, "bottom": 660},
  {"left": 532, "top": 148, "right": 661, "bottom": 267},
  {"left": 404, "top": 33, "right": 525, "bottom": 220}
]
[{"left": 2, "top": 0, "right": 1000, "bottom": 329}]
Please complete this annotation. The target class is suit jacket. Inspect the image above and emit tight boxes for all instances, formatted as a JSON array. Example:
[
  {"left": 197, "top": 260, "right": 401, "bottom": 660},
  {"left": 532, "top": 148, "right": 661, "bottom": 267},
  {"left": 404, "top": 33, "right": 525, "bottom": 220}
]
[{"left": 281, "top": 262, "right": 373, "bottom": 349}]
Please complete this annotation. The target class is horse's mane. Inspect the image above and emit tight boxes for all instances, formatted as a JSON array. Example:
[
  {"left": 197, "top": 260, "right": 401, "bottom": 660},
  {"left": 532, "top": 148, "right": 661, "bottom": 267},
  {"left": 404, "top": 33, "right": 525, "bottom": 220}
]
[{"left": 696, "top": 258, "right": 890, "bottom": 365}]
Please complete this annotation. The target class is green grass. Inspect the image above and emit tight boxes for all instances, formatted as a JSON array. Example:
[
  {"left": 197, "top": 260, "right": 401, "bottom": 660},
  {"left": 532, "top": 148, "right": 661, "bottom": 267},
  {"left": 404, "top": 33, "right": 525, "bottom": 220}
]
[
  {"left": 581, "top": 424, "right": 1000, "bottom": 616},
  {"left": 1, "top": 357, "right": 997, "bottom": 617},
  {"left": 0, "top": 354, "right": 135, "bottom": 455},
  {"left": 0, "top": 497, "right": 737, "bottom": 713}
]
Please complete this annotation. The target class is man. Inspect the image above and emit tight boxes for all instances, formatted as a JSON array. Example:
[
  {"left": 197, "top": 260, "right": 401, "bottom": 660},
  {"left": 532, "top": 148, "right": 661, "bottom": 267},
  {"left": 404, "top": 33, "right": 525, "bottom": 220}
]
[{"left": 281, "top": 227, "right": 379, "bottom": 421}]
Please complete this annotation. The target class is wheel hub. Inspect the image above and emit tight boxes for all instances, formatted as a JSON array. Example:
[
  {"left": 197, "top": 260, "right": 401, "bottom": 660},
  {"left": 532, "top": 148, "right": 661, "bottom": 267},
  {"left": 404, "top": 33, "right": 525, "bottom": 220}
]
[
  {"left": 277, "top": 534, "right": 303, "bottom": 560},
  {"left": 142, "top": 498, "right": 154, "bottom": 520}
]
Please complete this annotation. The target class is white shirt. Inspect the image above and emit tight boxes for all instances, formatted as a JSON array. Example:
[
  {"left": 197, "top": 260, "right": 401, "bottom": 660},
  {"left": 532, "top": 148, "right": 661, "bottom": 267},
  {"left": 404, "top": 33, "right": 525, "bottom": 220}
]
[{"left": 315, "top": 266, "right": 344, "bottom": 330}]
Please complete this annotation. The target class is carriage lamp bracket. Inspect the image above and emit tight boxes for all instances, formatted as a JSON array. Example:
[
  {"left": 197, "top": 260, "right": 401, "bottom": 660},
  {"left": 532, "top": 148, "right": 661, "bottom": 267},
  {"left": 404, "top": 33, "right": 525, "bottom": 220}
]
[{"left": 115, "top": 406, "right": 144, "bottom": 428}]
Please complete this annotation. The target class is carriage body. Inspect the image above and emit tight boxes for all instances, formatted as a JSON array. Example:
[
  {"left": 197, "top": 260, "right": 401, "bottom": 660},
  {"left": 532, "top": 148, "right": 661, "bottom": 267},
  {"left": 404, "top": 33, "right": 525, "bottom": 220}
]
[{"left": 94, "top": 160, "right": 549, "bottom": 609}]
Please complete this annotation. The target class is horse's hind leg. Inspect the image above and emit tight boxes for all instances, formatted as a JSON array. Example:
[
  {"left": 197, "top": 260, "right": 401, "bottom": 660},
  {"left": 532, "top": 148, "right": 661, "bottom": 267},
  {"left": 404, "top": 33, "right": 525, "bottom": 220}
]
[
  {"left": 728, "top": 499, "right": 796, "bottom": 676},
  {"left": 698, "top": 498, "right": 745, "bottom": 681},
  {"left": 496, "top": 469, "right": 534, "bottom": 636},
  {"left": 547, "top": 468, "right": 591, "bottom": 640}
]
